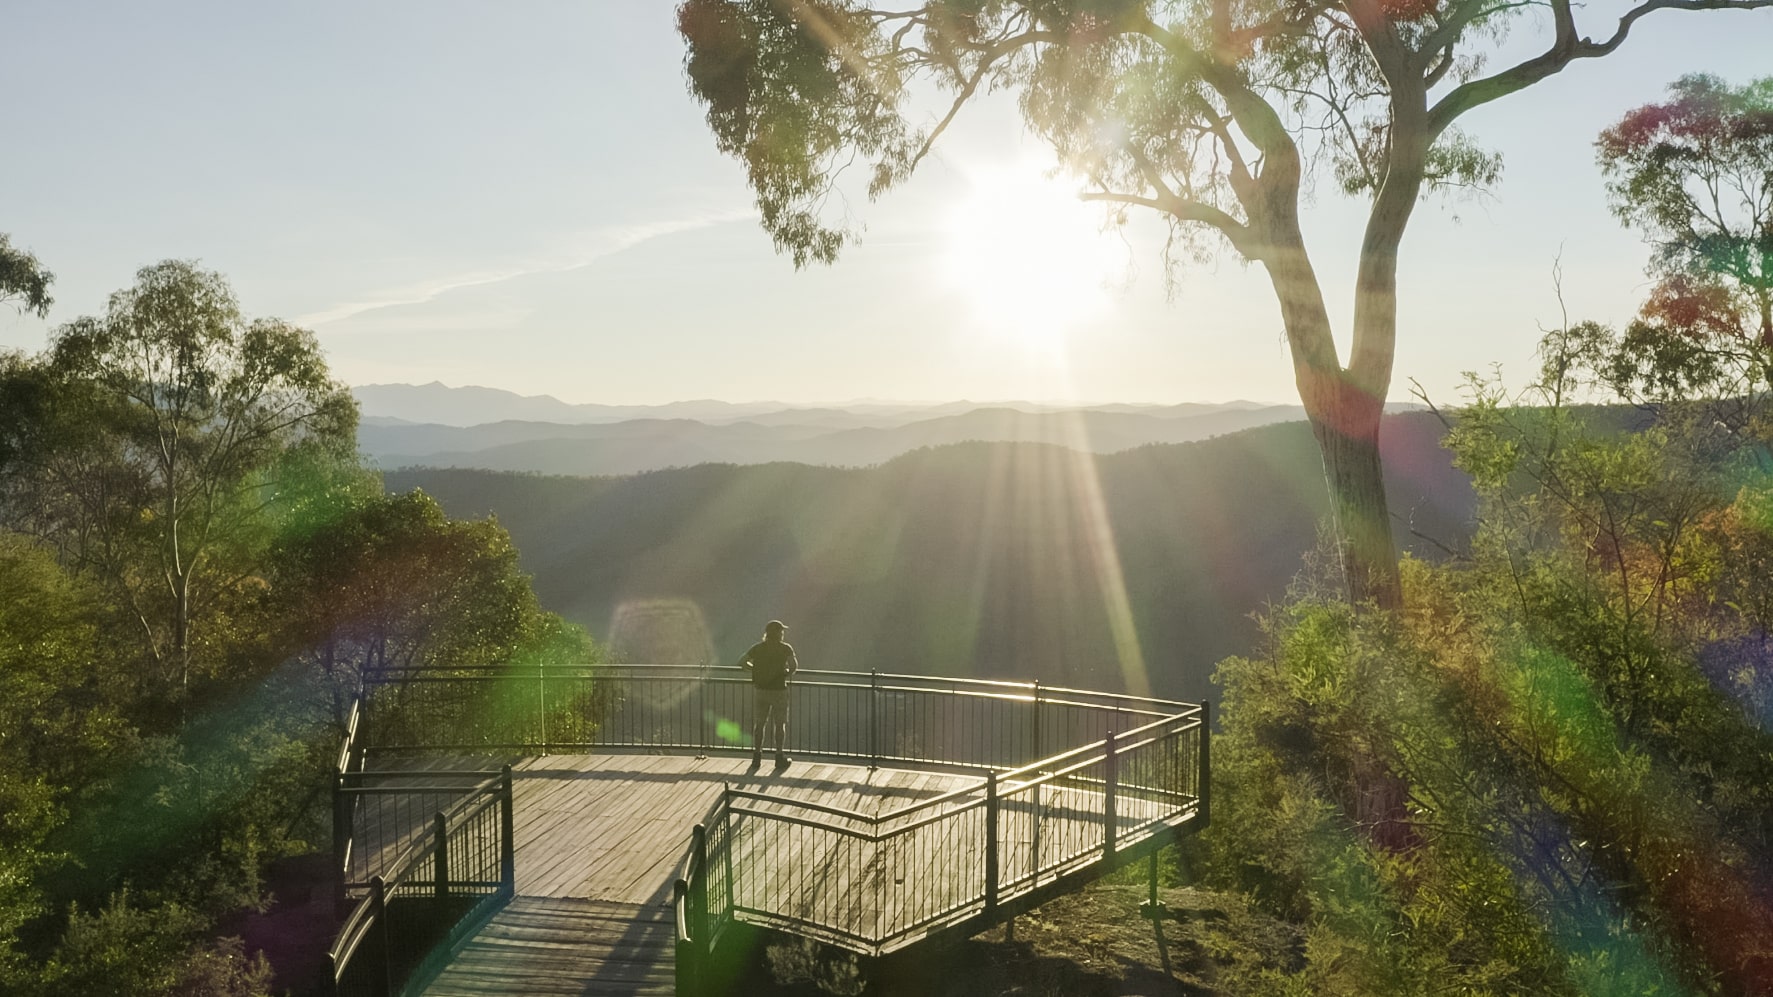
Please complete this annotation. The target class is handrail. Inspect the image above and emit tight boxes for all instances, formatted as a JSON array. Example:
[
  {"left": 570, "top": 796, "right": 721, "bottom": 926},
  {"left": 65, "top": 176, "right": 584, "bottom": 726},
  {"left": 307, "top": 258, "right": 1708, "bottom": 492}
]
[
  {"left": 361, "top": 663, "right": 1191, "bottom": 714},
  {"left": 336, "top": 698, "right": 362, "bottom": 776},
  {"left": 325, "top": 767, "right": 515, "bottom": 997},
  {"left": 355, "top": 665, "right": 1195, "bottom": 780},
  {"left": 328, "top": 663, "right": 1207, "bottom": 993},
  {"left": 673, "top": 695, "right": 1209, "bottom": 982}
]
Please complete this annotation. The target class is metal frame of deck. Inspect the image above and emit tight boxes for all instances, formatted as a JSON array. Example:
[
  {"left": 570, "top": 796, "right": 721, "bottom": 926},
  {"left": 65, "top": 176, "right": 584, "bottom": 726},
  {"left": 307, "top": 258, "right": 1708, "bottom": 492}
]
[{"left": 322, "top": 665, "right": 1209, "bottom": 996}]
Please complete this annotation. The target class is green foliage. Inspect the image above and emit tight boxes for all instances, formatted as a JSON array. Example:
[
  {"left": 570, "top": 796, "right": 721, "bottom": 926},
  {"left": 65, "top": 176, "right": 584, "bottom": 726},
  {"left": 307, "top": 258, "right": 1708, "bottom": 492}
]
[
  {"left": 41, "top": 891, "right": 271, "bottom": 997},
  {"left": 0, "top": 262, "right": 590, "bottom": 989},
  {"left": 1208, "top": 309, "right": 1773, "bottom": 993},
  {"left": 1598, "top": 74, "right": 1773, "bottom": 347},
  {"left": 0, "top": 234, "right": 53, "bottom": 318},
  {"left": 1, "top": 260, "right": 358, "bottom": 697},
  {"left": 677, "top": 0, "right": 917, "bottom": 266},
  {"left": 271, "top": 489, "right": 596, "bottom": 718},
  {"left": 1204, "top": 596, "right": 1582, "bottom": 997}
]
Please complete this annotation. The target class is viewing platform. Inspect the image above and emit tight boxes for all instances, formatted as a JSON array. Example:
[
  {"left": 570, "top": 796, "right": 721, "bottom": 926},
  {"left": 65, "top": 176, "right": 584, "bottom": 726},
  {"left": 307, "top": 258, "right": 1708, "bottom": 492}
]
[{"left": 323, "top": 666, "right": 1210, "bottom": 996}]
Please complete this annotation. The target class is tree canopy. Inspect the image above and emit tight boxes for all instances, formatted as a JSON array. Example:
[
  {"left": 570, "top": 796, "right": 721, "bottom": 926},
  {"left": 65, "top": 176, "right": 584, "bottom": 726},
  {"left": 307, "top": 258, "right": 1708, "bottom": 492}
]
[
  {"left": 0, "top": 260, "right": 598, "bottom": 995},
  {"left": 1, "top": 262, "right": 357, "bottom": 696},
  {"left": 1599, "top": 73, "right": 1773, "bottom": 350},
  {"left": 0, "top": 234, "right": 53, "bottom": 319}
]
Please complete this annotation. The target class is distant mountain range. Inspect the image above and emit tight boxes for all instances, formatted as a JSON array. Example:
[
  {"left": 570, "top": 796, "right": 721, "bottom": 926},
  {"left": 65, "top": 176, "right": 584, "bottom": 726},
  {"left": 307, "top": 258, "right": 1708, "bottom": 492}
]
[
  {"left": 385, "top": 413, "right": 1474, "bottom": 703},
  {"left": 352, "top": 382, "right": 1421, "bottom": 475},
  {"left": 352, "top": 381, "right": 1287, "bottom": 428}
]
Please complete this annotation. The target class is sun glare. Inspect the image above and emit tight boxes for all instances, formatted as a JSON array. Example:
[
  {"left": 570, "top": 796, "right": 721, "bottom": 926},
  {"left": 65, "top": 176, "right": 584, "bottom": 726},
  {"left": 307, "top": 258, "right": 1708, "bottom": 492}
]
[{"left": 943, "top": 162, "right": 1126, "bottom": 356}]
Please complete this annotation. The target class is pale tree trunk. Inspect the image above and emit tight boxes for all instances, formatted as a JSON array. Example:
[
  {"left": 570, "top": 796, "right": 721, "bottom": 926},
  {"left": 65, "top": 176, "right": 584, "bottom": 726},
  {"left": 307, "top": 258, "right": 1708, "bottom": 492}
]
[
  {"left": 1307, "top": 386, "right": 1396, "bottom": 609},
  {"left": 1252, "top": 96, "right": 1427, "bottom": 612},
  {"left": 1261, "top": 224, "right": 1404, "bottom": 611}
]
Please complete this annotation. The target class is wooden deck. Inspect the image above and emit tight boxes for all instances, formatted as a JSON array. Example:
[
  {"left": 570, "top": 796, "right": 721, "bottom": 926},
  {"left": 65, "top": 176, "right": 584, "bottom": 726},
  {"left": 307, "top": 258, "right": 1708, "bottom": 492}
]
[{"left": 408, "top": 754, "right": 978, "bottom": 996}]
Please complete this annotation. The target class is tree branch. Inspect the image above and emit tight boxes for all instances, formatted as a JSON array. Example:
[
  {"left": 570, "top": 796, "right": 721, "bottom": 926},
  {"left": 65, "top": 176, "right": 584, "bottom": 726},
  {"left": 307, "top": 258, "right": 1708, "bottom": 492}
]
[
  {"left": 1429, "top": 0, "right": 1773, "bottom": 134},
  {"left": 1078, "top": 189, "right": 1263, "bottom": 260},
  {"left": 900, "top": 29, "right": 1061, "bottom": 176}
]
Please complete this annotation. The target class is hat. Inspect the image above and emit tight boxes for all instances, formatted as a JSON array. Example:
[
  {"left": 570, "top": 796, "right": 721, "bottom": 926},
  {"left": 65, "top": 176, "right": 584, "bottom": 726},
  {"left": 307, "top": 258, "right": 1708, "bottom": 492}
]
[{"left": 764, "top": 620, "right": 788, "bottom": 633}]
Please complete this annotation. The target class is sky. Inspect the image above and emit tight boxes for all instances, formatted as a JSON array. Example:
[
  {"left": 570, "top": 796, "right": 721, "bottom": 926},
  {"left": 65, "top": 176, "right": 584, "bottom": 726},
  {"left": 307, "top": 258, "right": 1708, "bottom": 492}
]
[{"left": 4, "top": 3, "right": 1771, "bottom": 408}]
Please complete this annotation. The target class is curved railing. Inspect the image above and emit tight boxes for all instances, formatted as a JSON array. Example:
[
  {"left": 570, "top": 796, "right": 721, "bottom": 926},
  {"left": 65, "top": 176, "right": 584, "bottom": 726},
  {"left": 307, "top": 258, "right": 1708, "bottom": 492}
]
[
  {"left": 672, "top": 699, "right": 1207, "bottom": 991},
  {"left": 357, "top": 664, "right": 1189, "bottom": 770},
  {"left": 327, "top": 664, "right": 1208, "bottom": 995},
  {"left": 325, "top": 769, "right": 514, "bottom": 997}
]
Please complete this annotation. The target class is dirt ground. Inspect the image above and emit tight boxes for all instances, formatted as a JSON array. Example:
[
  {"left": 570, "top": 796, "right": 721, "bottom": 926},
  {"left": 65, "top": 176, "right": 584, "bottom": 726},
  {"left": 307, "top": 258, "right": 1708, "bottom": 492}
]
[{"left": 759, "top": 881, "right": 1303, "bottom": 997}]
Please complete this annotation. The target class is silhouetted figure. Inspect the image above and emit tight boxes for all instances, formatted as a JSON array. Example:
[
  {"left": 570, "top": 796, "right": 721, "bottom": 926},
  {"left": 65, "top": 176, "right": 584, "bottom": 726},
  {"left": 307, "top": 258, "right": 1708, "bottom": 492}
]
[{"left": 738, "top": 620, "right": 798, "bottom": 768}]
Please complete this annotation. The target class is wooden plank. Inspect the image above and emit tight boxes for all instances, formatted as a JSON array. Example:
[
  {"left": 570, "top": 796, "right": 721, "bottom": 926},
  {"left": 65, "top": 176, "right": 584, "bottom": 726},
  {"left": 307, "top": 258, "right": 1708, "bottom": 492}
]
[
  {"left": 404, "top": 749, "right": 1196, "bottom": 993},
  {"left": 420, "top": 896, "right": 673, "bottom": 997}
]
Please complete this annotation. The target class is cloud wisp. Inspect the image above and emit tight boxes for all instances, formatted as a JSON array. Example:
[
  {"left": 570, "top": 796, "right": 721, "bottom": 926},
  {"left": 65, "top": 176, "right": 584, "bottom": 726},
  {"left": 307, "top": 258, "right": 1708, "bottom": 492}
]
[{"left": 296, "top": 208, "right": 754, "bottom": 328}]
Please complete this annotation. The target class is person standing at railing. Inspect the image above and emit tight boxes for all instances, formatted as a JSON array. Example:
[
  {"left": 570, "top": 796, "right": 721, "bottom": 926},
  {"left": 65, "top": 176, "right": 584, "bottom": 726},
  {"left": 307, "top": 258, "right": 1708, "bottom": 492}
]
[{"left": 737, "top": 619, "right": 798, "bottom": 769}]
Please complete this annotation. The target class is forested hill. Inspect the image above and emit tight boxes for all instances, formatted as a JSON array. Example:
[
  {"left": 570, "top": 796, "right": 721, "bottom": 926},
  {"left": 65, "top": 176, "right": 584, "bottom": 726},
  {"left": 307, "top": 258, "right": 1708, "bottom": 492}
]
[
  {"left": 386, "top": 412, "right": 1472, "bottom": 703},
  {"left": 357, "top": 403, "right": 1319, "bottom": 475}
]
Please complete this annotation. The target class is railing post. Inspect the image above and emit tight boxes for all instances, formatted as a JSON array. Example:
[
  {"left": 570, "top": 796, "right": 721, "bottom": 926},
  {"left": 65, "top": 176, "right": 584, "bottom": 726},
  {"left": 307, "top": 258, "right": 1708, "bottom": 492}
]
[
  {"left": 1103, "top": 729, "right": 1118, "bottom": 861},
  {"left": 691, "top": 823, "right": 710, "bottom": 963},
  {"left": 370, "top": 875, "right": 391, "bottom": 997},
  {"left": 722, "top": 790, "right": 735, "bottom": 917},
  {"left": 1198, "top": 701, "right": 1211, "bottom": 831},
  {"left": 433, "top": 811, "right": 449, "bottom": 900},
  {"left": 869, "top": 669, "right": 879, "bottom": 769},
  {"left": 698, "top": 661, "right": 710, "bottom": 758},
  {"left": 332, "top": 772, "right": 348, "bottom": 912},
  {"left": 1030, "top": 680, "right": 1042, "bottom": 762},
  {"left": 539, "top": 661, "right": 550, "bottom": 755},
  {"left": 674, "top": 879, "right": 699, "bottom": 997},
  {"left": 984, "top": 771, "right": 999, "bottom": 913},
  {"left": 500, "top": 765, "right": 516, "bottom": 893}
]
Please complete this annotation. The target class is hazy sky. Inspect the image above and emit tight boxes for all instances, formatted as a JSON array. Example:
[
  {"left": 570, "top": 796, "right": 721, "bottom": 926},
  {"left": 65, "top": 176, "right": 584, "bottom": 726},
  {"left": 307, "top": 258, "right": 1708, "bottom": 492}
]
[{"left": 5, "top": 3, "right": 1771, "bottom": 406}]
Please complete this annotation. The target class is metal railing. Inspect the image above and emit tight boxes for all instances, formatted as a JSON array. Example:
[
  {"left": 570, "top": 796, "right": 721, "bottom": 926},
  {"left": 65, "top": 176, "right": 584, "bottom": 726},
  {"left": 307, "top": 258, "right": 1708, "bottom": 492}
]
[
  {"left": 672, "top": 705, "right": 1206, "bottom": 980},
  {"left": 325, "top": 664, "right": 1207, "bottom": 995},
  {"left": 325, "top": 767, "right": 515, "bottom": 997},
  {"left": 331, "top": 695, "right": 500, "bottom": 911},
  {"left": 356, "top": 664, "right": 1182, "bottom": 772}
]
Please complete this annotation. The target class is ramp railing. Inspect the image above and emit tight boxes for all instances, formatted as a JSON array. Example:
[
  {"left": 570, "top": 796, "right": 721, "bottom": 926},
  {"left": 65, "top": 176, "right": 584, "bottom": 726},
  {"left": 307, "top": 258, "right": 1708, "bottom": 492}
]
[
  {"left": 325, "top": 767, "right": 514, "bottom": 997},
  {"left": 672, "top": 706, "right": 1205, "bottom": 981},
  {"left": 324, "top": 664, "right": 1208, "bottom": 995}
]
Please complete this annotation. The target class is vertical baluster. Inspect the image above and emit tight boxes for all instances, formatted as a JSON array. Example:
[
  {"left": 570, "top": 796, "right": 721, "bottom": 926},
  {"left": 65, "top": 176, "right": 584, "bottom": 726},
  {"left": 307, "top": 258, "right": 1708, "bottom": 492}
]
[
  {"left": 332, "top": 772, "right": 348, "bottom": 912},
  {"left": 722, "top": 790, "right": 736, "bottom": 920},
  {"left": 1198, "top": 701, "right": 1211, "bottom": 831},
  {"left": 984, "top": 772, "right": 999, "bottom": 914},
  {"left": 1103, "top": 729, "right": 1117, "bottom": 862},
  {"left": 433, "top": 811, "right": 449, "bottom": 900},
  {"left": 500, "top": 765, "right": 515, "bottom": 894},
  {"left": 691, "top": 823, "right": 709, "bottom": 960}
]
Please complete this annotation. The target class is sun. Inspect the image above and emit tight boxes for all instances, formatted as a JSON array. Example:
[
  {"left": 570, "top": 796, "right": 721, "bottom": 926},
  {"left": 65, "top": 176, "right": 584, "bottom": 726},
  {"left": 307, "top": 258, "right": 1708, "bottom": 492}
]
[{"left": 943, "top": 161, "right": 1127, "bottom": 356}]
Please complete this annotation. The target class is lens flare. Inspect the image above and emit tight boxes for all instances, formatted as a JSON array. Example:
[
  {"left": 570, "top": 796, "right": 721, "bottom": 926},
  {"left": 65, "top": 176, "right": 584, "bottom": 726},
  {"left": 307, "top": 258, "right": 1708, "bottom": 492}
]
[{"left": 943, "top": 160, "right": 1126, "bottom": 358}]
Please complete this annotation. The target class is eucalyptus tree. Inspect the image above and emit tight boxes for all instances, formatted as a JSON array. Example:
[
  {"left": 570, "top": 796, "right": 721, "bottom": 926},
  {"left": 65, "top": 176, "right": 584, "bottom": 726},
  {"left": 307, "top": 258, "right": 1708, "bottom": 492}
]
[
  {"left": 678, "top": 0, "right": 1773, "bottom": 608},
  {"left": 1576, "top": 74, "right": 1773, "bottom": 448},
  {"left": 1599, "top": 73, "right": 1773, "bottom": 350},
  {"left": 0, "top": 234, "right": 53, "bottom": 318},
  {"left": 5, "top": 262, "right": 356, "bottom": 694}
]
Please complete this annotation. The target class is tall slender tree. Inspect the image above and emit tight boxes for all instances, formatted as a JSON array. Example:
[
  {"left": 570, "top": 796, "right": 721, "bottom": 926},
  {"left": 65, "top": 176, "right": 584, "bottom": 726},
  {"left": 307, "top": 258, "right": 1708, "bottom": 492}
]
[
  {"left": 1599, "top": 74, "right": 1773, "bottom": 350},
  {"left": 678, "top": 0, "right": 1773, "bottom": 608},
  {"left": 3, "top": 262, "right": 356, "bottom": 694}
]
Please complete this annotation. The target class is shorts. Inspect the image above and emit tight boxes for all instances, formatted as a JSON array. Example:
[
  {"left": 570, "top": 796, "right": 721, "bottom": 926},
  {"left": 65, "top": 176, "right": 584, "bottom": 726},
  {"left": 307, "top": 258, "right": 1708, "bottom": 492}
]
[{"left": 755, "top": 687, "right": 789, "bottom": 722}]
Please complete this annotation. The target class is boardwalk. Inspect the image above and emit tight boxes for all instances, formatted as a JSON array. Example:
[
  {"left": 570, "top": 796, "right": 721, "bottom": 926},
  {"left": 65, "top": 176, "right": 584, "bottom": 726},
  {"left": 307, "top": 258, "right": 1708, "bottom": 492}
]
[
  {"left": 412, "top": 754, "right": 978, "bottom": 996},
  {"left": 326, "top": 668, "right": 1207, "bottom": 997}
]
